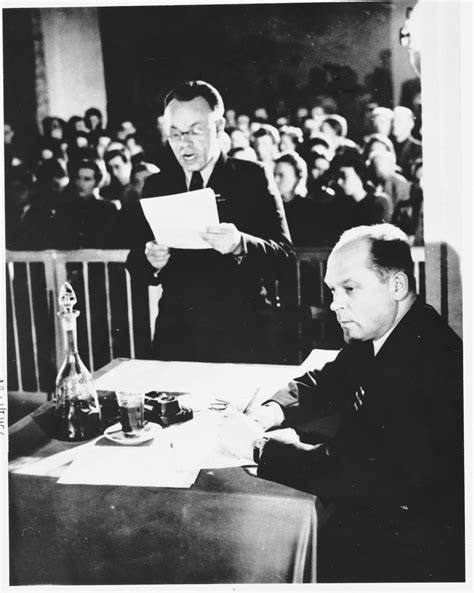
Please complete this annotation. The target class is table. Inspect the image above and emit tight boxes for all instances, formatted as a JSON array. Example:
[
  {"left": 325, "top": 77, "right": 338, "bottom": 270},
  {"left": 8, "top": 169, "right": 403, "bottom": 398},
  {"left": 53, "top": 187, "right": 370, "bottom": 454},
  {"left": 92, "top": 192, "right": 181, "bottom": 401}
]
[{"left": 8, "top": 356, "right": 336, "bottom": 585}]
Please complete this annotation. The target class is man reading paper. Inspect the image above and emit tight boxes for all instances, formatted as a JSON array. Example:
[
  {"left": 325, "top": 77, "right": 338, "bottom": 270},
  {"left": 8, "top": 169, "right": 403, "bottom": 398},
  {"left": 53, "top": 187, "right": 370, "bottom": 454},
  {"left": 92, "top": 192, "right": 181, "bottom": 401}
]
[{"left": 126, "top": 80, "right": 293, "bottom": 362}]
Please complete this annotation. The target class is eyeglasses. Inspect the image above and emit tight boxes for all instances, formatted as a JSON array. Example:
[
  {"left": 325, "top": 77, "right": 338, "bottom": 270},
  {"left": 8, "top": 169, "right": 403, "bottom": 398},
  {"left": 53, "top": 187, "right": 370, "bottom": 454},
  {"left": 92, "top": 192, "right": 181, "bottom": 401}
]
[{"left": 167, "top": 125, "right": 209, "bottom": 143}]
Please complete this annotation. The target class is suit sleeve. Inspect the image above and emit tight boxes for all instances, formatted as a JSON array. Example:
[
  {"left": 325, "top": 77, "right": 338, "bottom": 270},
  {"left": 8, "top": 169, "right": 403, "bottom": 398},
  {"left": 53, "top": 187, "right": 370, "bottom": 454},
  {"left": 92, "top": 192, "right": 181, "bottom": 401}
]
[
  {"left": 237, "top": 163, "right": 294, "bottom": 275},
  {"left": 265, "top": 346, "right": 355, "bottom": 426},
  {"left": 125, "top": 176, "right": 163, "bottom": 286}
]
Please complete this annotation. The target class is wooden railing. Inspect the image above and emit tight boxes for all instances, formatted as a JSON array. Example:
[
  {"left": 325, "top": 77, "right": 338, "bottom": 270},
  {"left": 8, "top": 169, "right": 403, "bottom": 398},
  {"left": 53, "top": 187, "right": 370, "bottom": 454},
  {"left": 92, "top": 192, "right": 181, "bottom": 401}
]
[{"left": 5, "top": 247, "right": 425, "bottom": 398}]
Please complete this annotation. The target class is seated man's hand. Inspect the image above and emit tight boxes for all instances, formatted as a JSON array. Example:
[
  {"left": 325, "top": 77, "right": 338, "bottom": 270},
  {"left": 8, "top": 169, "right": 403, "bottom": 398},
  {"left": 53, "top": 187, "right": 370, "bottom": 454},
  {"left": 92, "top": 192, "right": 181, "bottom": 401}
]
[
  {"left": 246, "top": 402, "right": 285, "bottom": 431},
  {"left": 215, "top": 411, "right": 265, "bottom": 460},
  {"left": 145, "top": 240, "right": 170, "bottom": 272},
  {"left": 201, "top": 223, "right": 243, "bottom": 255}
]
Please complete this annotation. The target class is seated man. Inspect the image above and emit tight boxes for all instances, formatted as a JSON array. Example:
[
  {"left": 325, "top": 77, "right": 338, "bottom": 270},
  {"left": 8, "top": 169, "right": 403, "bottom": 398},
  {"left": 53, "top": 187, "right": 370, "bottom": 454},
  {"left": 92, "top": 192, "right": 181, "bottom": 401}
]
[{"left": 221, "top": 224, "right": 464, "bottom": 582}]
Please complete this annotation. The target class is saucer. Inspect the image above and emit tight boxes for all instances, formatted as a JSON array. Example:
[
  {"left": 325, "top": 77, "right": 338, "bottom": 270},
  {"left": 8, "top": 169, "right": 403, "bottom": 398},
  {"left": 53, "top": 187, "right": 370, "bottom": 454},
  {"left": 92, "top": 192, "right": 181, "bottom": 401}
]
[{"left": 103, "top": 422, "right": 160, "bottom": 445}]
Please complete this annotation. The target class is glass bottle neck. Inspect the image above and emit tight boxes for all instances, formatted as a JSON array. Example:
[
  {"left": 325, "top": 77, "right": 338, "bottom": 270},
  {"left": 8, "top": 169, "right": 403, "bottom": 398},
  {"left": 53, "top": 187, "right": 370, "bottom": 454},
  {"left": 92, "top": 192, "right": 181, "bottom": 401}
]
[
  {"left": 64, "top": 326, "right": 78, "bottom": 354},
  {"left": 60, "top": 312, "right": 79, "bottom": 354}
]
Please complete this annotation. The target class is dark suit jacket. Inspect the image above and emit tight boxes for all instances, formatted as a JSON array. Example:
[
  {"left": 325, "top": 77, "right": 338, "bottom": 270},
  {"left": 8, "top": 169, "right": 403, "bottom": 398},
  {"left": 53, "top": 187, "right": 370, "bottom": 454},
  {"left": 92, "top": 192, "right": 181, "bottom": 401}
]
[
  {"left": 259, "top": 298, "right": 464, "bottom": 514},
  {"left": 392, "top": 135, "right": 422, "bottom": 179},
  {"left": 49, "top": 195, "right": 119, "bottom": 249},
  {"left": 126, "top": 153, "right": 293, "bottom": 362}
]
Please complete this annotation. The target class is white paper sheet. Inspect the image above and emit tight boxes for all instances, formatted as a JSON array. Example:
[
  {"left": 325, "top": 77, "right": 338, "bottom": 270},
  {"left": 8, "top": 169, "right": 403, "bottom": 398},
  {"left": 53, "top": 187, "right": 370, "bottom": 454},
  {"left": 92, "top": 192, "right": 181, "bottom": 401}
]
[
  {"left": 299, "top": 348, "right": 339, "bottom": 373},
  {"left": 140, "top": 188, "right": 219, "bottom": 249},
  {"left": 57, "top": 425, "right": 203, "bottom": 488},
  {"left": 93, "top": 360, "right": 300, "bottom": 412}
]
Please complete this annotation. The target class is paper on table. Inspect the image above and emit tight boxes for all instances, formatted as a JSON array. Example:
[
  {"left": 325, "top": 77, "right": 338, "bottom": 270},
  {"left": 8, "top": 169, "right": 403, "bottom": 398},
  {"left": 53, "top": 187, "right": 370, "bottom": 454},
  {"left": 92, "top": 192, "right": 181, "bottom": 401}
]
[
  {"left": 93, "top": 359, "right": 300, "bottom": 411},
  {"left": 58, "top": 427, "right": 203, "bottom": 488},
  {"left": 140, "top": 188, "right": 219, "bottom": 249}
]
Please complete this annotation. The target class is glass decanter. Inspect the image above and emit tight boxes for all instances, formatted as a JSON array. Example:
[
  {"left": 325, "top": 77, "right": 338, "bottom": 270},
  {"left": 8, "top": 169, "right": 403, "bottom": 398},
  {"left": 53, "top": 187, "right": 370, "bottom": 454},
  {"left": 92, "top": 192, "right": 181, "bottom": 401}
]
[{"left": 53, "top": 282, "right": 102, "bottom": 441}]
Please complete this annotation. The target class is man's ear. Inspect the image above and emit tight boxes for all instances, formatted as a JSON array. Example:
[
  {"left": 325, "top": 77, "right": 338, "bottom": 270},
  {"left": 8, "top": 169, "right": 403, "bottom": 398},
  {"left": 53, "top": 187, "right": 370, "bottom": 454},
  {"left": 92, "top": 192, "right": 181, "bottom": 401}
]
[
  {"left": 391, "top": 271, "right": 410, "bottom": 301},
  {"left": 216, "top": 117, "right": 226, "bottom": 134}
]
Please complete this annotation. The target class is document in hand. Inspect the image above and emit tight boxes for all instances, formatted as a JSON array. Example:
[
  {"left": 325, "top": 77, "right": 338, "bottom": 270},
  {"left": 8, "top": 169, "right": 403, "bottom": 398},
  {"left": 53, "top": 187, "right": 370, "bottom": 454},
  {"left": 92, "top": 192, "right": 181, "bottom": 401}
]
[{"left": 140, "top": 188, "right": 219, "bottom": 249}]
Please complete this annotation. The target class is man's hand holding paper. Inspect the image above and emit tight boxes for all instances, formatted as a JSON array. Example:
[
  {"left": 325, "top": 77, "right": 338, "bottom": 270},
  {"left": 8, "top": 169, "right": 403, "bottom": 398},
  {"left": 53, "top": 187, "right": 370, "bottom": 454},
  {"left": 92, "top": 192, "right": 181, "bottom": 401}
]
[
  {"left": 145, "top": 241, "right": 170, "bottom": 272},
  {"left": 201, "top": 223, "right": 243, "bottom": 255}
]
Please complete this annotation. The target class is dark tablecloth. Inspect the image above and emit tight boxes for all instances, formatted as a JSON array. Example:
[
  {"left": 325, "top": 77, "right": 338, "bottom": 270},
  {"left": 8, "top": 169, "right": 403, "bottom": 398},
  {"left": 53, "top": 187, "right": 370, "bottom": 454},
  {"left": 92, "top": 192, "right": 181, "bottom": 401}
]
[{"left": 9, "top": 401, "right": 318, "bottom": 585}]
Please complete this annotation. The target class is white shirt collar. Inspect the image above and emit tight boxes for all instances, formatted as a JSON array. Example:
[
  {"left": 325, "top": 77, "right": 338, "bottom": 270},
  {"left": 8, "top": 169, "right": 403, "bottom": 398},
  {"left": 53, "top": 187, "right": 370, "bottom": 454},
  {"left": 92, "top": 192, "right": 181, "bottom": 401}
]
[
  {"left": 184, "top": 151, "right": 220, "bottom": 189},
  {"left": 373, "top": 324, "right": 397, "bottom": 356}
]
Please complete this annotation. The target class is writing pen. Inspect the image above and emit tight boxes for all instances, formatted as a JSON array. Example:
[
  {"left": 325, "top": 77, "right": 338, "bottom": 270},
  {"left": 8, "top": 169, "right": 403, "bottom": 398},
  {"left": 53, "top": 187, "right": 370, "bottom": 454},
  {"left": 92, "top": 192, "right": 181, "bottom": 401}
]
[{"left": 243, "top": 387, "right": 261, "bottom": 415}]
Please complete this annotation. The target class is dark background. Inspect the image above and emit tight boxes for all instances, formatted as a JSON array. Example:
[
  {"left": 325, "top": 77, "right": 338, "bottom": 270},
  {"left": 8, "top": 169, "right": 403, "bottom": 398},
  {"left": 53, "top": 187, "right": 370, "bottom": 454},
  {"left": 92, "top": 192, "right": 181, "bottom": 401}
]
[{"left": 4, "top": 2, "right": 398, "bottom": 141}]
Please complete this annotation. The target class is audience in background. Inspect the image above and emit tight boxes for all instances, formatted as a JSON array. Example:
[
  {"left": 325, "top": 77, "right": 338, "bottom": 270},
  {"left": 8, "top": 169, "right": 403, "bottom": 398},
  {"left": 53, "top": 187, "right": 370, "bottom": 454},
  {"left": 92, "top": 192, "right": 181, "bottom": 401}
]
[{"left": 5, "top": 83, "right": 423, "bottom": 252}]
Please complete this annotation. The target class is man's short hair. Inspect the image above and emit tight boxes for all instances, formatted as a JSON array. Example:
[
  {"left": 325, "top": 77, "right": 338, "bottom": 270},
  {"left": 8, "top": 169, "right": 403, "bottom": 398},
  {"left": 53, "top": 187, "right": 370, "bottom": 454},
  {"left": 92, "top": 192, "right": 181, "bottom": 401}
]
[
  {"left": 323, "top": 115, "right": 348, "bottom": 138},
  {"left": 334, "top": 224, "right": 417, "bottom": 292},
  {"left": 393, "top": 105, "right": 415, "bottom": 122},
  {"left": 85, "top": 107, "right": 103, "bottom": 121},
  {"left": 253, "top": 124, "right": 280, "bottom": 145},
  {"left": 104, "top": 147, "right": 131, "bottom": 166},
  {"left": 279, "top": 125, "right": 304, "bottom": 145},
  {"left": 164, "top": 80, "right": 225, "bottom": 117},
  {"left": 372, "top": 107, "right": 394, "bottom": 121},
  {"left": 332, "top": 152, "right": 370, "bottom": 186},
  {"left": 72, "top": 159, "right": 102, "bottom": 184}
]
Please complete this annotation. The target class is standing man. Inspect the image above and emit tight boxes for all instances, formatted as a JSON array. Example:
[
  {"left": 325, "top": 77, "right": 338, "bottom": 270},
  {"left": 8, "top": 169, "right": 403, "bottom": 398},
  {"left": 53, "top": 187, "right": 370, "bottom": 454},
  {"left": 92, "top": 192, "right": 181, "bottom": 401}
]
[
  {"left": 126, "top": 80, "right": 293, "bottom": 363},
  {"left": 219, "top": 224, "right": 464, "bottom": 582}
]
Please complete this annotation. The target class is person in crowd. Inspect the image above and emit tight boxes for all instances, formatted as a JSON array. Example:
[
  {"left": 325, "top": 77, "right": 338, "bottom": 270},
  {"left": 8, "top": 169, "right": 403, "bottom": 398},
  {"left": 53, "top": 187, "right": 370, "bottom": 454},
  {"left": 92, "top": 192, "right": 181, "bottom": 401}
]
[
  {"left": 228, "top": 127, "right": 251, "bottom": 151},
  {"left": 49, "top": 159, "right": 118, "bottom": 249},
  {"left": 367, "top": 149, "right": 410, "bottom": 209},
  {"left": 35, "top": 158, "right": 69, "bottom": 211},
  {"left": 279, "top": 125, "right": 304, "bottom": 154},
  {"left": 124, "top": 133, "right": 145, "bottom": 164},
  {"left": 391, "top": 106, "right": 422, "bottom": 178},
  {"left": 218, "top": 223, "right": 464, "bottom": 582},
  {"left": 333, "top": 153, "right": 392, "bottom": 230},
  {"left": 115, "top": 119, "right": 137, "bottom": 142},
  {"left": 36, "top": 116, "right": 68, "bottom": 169},
  {"left": 370, "top": 106, "right": 393, "bottom": 138},
  {"left": 273, "top": 151, "right": 314, "bottom": 246},
  {"left": 236, "top": 113, "right": 251, "bottom": 136},
  {"left": 5, "top": 165, "right": 55, "bottom": 250},
  {"left": 224, "top": 108, "right": 237, "bottom": 128},
  {"left": 253, "top": 106, "right": 270, "bottom": 123},
  {"left": 361, "top": 132, "right": 396, "bottom": 163},
  {"left": 4, "top": 122, "right": 24, "bottom": 172},
  {"left": 252, "top": 124, "right": 280, "bottom": 172},
  {"left": 93, "top": 130, "right": 113, "bottom": 160},
  {"left": 227, "top": 145, "right": 258, "bottom": 162},
  {"left": 392, "top": 158, "right": 424, "bottom": 245},
  {"left": 66, "top": 116, "right": 89, "bottom": 144},
  {"left": 130, "top": 161, "right": 160, "bottom": 196},
  {"left": 102, "top": 146, "right": 139, "bottom": 207},
  {"left": 320, "top": 115, "right": 359, "bottom": 154},
  {"left": 125, "top": 80, "right": 293, "bottom": 363},
  {"left": 84, "top": 107, "right": 105, "bottom": 142}
]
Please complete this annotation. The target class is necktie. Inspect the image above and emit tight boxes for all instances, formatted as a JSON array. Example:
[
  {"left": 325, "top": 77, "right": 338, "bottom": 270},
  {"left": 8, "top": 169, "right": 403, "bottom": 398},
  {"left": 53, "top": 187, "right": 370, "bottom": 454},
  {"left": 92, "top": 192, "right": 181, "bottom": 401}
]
[{"left": 189, "top": 171, "right": 204, "bottom": 191}]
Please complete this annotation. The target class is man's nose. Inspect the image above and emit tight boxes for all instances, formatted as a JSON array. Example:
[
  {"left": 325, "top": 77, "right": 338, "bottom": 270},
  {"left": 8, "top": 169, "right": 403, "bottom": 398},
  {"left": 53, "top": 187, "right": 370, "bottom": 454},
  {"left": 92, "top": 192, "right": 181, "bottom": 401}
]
[{"left": 330, "top": 289, "right": 345, "bottom": 311}]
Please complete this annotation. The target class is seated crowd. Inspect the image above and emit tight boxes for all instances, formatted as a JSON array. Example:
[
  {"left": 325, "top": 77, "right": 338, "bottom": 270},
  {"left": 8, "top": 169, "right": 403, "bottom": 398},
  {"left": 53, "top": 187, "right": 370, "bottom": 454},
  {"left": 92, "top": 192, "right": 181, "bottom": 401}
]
[{"left": 4, "top": 98, "right": 423, "bottom": 251}]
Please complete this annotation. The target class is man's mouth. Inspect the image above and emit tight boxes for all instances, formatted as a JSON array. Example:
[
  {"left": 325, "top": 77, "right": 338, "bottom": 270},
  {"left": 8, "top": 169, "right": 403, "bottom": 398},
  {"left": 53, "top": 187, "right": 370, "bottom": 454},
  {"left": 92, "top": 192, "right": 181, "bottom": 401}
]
[{"left": 181, "top": 153, "right": 196, "bottom": 162}]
